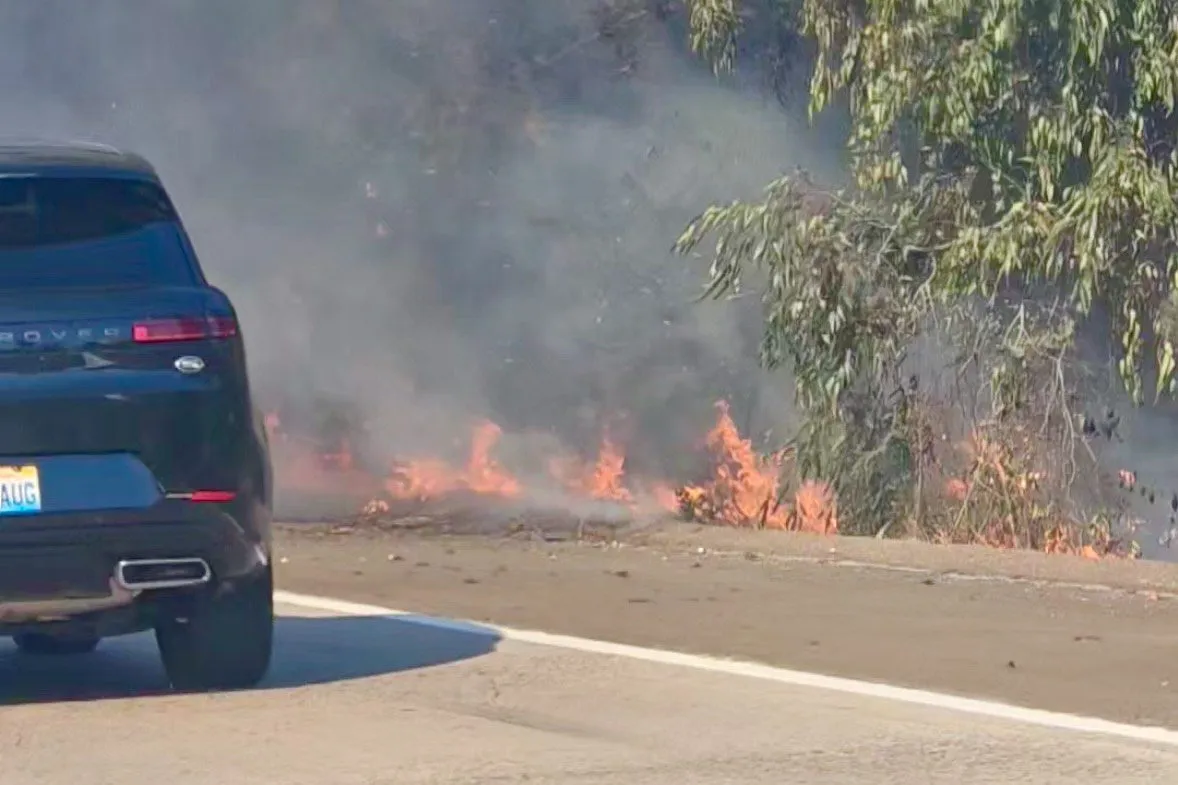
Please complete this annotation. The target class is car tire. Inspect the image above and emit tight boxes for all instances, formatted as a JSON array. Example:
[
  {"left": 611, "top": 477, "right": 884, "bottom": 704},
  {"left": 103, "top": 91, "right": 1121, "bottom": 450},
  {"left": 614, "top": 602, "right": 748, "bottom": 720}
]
[
  {"left": 12, "top": 633, "right": 100, "bottom": 656},
  {"left": 155, "top": 565, "right": 274, "bottom": 692}
]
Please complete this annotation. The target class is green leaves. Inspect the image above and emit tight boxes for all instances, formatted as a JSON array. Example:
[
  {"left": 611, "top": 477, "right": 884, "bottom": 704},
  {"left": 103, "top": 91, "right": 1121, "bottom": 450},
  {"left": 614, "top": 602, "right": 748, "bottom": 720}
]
[
  {"left": 677, "top": 0, "right": 1178, "bottom": 539},
  {"left": 687, "top": 0, "right": 743, "bottom": 73},
  {"left": 675, "top": 170, "right": 940, "bottom": 531},
  {"left": 687, "top": 0, "right": 1178, "bottom": 397}
]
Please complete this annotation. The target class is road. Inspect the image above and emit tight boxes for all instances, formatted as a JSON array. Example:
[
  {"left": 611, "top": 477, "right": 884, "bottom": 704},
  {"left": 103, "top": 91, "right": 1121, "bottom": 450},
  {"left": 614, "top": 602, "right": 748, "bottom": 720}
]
[
  {"left": 2, "top": 521, "right": 1178, "bottom": 783},
  {"left": 276, "top": 521, "right": 1178, "bottom": 726},
  {"left": 0, "top": 595, "right": 1175, "bottom": 785}
]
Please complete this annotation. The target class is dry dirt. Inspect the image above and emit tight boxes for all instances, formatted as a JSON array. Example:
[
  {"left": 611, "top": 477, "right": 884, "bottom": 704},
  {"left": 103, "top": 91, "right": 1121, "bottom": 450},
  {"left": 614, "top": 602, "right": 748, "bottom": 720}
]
[{"left": 274, "top": 515, "right": 1178, "bottom": 729}]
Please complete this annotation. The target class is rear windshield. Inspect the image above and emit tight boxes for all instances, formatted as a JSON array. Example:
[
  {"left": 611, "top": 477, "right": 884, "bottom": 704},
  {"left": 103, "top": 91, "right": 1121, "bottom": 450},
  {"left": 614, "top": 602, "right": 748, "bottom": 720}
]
[{"left": 0, "top": 176, "right": 197, "bottom": 289}]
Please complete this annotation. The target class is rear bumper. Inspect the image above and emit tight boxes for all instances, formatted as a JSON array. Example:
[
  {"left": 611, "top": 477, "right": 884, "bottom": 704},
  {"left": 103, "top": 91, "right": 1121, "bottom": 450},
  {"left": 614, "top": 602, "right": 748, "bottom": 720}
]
[{"left": 0, "top": 499, "right": 270, "bottom": 603}]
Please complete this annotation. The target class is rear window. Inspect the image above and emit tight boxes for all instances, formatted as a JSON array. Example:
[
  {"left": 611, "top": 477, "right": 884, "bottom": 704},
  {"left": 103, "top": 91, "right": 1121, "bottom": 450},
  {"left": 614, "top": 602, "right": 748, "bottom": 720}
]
[{"left": 0, "top": 176, "right": 197, "bottom": 289}]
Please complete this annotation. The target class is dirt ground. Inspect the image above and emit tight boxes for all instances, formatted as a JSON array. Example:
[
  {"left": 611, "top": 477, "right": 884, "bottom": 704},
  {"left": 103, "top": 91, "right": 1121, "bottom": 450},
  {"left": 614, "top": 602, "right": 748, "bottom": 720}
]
[{"left": 274, "top": 516, "right": 1178, "bottom": 729}]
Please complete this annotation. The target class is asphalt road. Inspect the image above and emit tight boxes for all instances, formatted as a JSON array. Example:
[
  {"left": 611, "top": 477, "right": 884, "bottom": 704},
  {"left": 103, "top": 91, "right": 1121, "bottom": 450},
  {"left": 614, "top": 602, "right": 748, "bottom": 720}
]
[
  {"left": 1, "top": 596, "right": 1176, "bottom": 785},
  {"left": 276, "top": 523, "right": 1178, "bottom": 728}
]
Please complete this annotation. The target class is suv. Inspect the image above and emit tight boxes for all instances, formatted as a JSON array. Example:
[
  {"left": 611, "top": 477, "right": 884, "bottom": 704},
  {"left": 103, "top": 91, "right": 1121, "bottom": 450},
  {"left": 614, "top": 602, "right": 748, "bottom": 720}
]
[{"left": 0, "top": 141, "right": 274, "bottom": 691}]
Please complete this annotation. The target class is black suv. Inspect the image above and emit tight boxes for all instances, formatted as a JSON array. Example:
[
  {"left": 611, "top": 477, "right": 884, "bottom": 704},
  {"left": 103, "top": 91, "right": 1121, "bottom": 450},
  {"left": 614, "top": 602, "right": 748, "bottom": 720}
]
[{"left": 0, "top": 141, "right": 274, "bottom": 691}]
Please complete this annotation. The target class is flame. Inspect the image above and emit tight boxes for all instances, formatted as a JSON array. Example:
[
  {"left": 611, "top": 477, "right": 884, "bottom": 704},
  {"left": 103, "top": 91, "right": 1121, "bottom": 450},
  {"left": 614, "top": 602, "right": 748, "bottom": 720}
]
[
  {"left": 257, "top": 397, "right": 1136, "bottom": 558},
  {"left": 670, "top": 402, "right": 839, "bottom": 533},
  {"left": 282, "top": 399, "right": 843, "bottom": 535},
  {"left": 550, "top": 431, "right": 633, "bottom": 503},
  {"left": 273, "top": 400, "right": 1132, "bottom": 558},
  {"left": 940, "top": 426, "right": 1132, "bottom": 560},
  {"left": 385, "top": 420, "right": 520, "bottom": 500},
  {"left": 465, "top": 422, "right": 521, "bottom": 496},
  {"left": 676, "top": 401, "right": 790, "bottom": 528},
  {"left": 793, "top": 479, "right": 839, "bottom": 535},
  {"left": 649, "top": 483, "right": 680, "bottom": 512}
]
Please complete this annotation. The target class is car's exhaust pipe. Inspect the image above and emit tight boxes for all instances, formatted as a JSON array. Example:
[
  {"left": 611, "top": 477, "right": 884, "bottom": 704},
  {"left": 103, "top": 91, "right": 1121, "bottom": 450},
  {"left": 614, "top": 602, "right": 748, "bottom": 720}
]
[{"left": 115, "top": 558, "right": 212, "bottom": 590}]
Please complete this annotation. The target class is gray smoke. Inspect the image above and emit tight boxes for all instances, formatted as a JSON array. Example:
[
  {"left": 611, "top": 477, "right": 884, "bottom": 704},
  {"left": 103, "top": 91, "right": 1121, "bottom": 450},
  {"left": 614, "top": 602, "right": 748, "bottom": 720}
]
[
  {"left": 0, "top": 0, "right": 841, "bottom": 488},
  {"left": 4, "top": 2, "right": 1176, "bottom": 558}
]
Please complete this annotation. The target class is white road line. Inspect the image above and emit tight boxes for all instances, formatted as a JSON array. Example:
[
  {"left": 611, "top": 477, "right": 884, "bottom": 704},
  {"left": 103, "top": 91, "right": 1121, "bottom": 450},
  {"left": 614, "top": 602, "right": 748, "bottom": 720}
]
[{"left": 275, "top": 589, "right": 1178, "bottom": 747}]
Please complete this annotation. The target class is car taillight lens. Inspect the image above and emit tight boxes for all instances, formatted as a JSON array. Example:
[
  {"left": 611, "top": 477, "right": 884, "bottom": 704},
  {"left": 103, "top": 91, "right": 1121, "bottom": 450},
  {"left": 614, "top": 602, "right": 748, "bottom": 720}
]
[
  {"left": 190, "top": 490, "right": 237, "bottom": 503},
  {"left": 132, "top": 316, "right": 238, "bottom": 343}
]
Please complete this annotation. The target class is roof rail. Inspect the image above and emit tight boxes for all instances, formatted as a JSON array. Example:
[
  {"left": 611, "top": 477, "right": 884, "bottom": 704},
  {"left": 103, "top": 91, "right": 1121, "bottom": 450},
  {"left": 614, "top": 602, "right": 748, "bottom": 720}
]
[{"left": 0, "top": 137, "right": 123, "bottom": 155}]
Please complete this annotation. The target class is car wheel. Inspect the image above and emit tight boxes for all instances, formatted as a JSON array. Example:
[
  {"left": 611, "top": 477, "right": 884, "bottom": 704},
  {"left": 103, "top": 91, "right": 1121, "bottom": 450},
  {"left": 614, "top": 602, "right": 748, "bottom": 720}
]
[
  {"left": 156, "top": 565, "right": 274, "bottom": 692},
  {"left": 13, "top": 633, "right": 100, "bottom": 656}
]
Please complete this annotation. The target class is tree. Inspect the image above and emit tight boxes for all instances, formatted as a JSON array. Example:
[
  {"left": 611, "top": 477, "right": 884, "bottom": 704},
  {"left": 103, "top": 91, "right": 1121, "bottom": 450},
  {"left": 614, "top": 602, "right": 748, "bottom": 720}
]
[{"left": 675, "top": 0, "right": 1178, "bottom": 540}]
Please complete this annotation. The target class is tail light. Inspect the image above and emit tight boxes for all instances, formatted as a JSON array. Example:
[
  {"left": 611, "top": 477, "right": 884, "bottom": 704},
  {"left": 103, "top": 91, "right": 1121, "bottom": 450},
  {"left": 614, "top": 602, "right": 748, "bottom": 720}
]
[
  {"left": 189, "top": 490, "right": 237, "bottom": 503},
  {"left": 164, "top": 490, "right": 239, "bottom": 503},
  {"left": 133, "top": 316, "right": 238, "bottom": 343}
]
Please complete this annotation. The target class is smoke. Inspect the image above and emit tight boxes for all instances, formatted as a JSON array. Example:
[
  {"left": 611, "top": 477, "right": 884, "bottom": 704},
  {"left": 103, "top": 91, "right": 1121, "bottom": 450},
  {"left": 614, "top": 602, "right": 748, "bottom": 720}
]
[
  {"left": 5, "top": 1, "right": 1176, "bottom": 556},
  {"left": 0, "top": 1, "right": 841, "bottom": 489}
]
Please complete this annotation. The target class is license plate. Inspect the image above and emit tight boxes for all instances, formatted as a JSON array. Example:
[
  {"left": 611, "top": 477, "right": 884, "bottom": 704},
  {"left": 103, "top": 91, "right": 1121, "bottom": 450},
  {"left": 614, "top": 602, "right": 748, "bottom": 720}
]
[{"left": 0, "top": 465, "right": 41, "bottom": 515}]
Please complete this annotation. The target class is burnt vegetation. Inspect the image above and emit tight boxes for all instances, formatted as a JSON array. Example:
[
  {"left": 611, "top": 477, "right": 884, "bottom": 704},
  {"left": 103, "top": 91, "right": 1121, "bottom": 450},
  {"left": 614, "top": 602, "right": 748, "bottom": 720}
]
[
  {"left": 287, "top": 0, "right": 1178, "bottom": 554},
  {"left": 68, "top": 0, "right": 1178, "bottom": 555},
  {"left": 676, "top": 0, "right": 1178, "bottom": 555}
]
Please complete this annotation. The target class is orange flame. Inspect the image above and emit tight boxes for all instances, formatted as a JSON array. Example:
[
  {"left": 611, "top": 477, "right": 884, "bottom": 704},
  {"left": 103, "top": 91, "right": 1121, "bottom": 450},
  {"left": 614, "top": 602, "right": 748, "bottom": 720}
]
[
  {"left": 937, "top": 427, "right": 1130, "bottom": 560},
  {"left": 272, "top": 403, "right": 1142, "bottom": 558},
  {"left": 792, "top": 479, "right": 839, "bottom": 535},
  {"left": 279, "top": 401, "right": 839, "bottom": 536},
  {"left": 324, "top": 401, "right": 845, "bottom": 534},
  {"left": 673, "top": 402, "right": 837, "bottom": 533},
  {"left": 649, "top": 483, "right": 680, "bottom": 512},
  {"left": 550, "top": 431, "right": 633, "bottom": 503},
  {"left": 465, "top": 422, "right": 521, "bottom": 496},
  {"left": 677, "top": 401, "right": 790, "bottom": 528},
  {"left": 385, "top": 420, "right": 520, "bottom": 500}
]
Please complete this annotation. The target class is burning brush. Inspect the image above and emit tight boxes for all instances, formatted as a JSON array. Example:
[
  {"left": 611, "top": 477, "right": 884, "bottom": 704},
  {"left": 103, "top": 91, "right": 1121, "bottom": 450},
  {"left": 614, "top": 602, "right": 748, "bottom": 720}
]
[
  {"left": 347, "top": 398, "right": 839, "bottom": 534},
  {"left": 672, "top": 402, "right": 838, "bottom": 534},
  {"left": 264, "top": 388, "right": 841, "bottom": 533},
  {"left": 269, "top": 394, "right": 1141, "bottom": 558}
]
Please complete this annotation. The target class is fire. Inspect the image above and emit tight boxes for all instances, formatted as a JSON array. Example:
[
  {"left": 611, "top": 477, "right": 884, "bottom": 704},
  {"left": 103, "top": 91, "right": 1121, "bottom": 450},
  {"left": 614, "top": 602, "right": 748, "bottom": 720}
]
[
  {"left": 272, "top": 398, "right": 838, "bottom": 534},
  {"left": 939, "top": 426, "right": 1133, "bottom": 560},
  {"left": 678, "top": 400, "right": 789, "bottom": 528},
  {"left": 793, "top": 479, "right": 839, "bottom": 535},
  {"left": 675, "top": 401, "right": 837, "bottom": 533},
  {"left": 549, "top": 431, "right": 633, "bottom": 503},
  {"left": 266, "top": 400, "right": 1140, "bottom": 558},
  {"left": 649, "top": 483, "right": 680, "bottom": 512},
  {"left": 385, "top": 421, "right": 520, "bottom": 500}
]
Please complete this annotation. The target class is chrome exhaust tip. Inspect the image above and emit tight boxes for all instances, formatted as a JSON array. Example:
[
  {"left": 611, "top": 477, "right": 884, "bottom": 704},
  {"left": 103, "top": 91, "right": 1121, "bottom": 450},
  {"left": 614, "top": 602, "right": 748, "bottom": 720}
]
[{"left": 115, "top": 558, "right": 212, "bottom": 591}]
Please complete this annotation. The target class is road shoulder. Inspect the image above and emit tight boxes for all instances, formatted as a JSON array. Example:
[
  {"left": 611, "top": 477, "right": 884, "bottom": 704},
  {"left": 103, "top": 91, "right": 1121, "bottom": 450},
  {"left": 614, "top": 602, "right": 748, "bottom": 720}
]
[{"left": 274, "top": 521, "right": 1178, "bottom": 728}]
